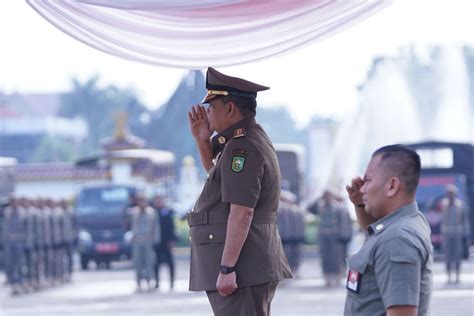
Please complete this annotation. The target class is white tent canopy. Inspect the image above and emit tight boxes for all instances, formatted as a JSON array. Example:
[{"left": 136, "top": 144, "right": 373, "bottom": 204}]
[{"left": 27, "top": 0, "right": 393, "bottom": 68}]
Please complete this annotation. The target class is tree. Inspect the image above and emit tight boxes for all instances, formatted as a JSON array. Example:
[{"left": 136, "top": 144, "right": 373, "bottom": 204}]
[
  {"left": 30, "top": 135, "right": 78, "bottom": 162},
  {"left": 60, "top": 75, "right": 150, "bottom": 155}
]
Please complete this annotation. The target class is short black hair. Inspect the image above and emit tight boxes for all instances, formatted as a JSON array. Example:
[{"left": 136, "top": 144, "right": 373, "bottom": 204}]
[
  {"left": 221, "top": 96, "right": 256, "bottom": 117},
  {"left": 373, "top": 144, "right": 421, "bottom": 195}
]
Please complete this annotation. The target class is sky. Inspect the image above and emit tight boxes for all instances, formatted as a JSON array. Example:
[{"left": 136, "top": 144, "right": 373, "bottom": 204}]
[{"left": 1, "top": 0, "right": 474, "bottom": 127}]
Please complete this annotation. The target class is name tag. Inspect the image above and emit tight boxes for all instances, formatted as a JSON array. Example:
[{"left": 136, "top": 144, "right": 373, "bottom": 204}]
[{"left": 346, "top": 270, "right": 362, "bottom": 293}]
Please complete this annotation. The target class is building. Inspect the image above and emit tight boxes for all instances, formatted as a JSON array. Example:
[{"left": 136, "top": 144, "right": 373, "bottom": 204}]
[
  {"left": 0, "top": 92, "right": 87, "bottom": 162},
  {"left": 15, "top": 112, "right": 175, "bottom": 200}
]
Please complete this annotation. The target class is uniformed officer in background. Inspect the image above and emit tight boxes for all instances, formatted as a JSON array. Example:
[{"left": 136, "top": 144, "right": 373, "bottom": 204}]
[
  {"left": 187, "top": 67, "right": 292, "bottom": 316},
  {"left": 23, "top": 197, "right": 39, "bottom": 291},
  {"left": 131, "top": 195, "right": 160, "bottom": 292},
  {"left": 33, "top": 198, "right": 46, "bottom": 288},
  {"left": 311, "top": 189, "right": 351, "bottom": 287},
  {"left": 3, "top": 196, "right": 26, "bottom": 295},
  {"left": 345, "top": 144, "right": 433, "bottom": 316},
  {"left": 152, "top": 195, "right": 178, "bottom": 290},
  {"left": 440, "top": 184, "right": 471, "bottom": 284},
  {"left": 41, "top": 198, "right": 54, "bottom": 286},
  {"left": 60, "top": 199, "right": 76, "bottom": 282},
  {"left": 277, "top": 190, "right": 305, "bottom": 276}
]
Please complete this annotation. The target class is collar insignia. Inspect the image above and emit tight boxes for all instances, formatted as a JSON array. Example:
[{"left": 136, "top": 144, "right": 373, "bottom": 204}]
[
  {"left": 218, "top": 136, "right": 226, "bottom": 145},
  {"left": 233, "top": 128, "right": 246, "bottom": 139}
]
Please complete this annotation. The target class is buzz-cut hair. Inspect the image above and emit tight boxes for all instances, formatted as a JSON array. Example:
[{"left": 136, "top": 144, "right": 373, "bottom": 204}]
[
  {"left": 220, "top": 95, "right": 257, "bottom": 117},
  {"left": 372, "top": 144, "right": 421, "bottom": 195}
]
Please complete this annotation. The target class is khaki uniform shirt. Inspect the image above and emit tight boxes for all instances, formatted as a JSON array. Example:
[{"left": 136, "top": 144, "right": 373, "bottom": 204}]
[
  {"left": 344, "top": 203, "right": 433, "bottom": 316},
  {"left": 188, "top": 116, "right": 293, "bottom": 291}
]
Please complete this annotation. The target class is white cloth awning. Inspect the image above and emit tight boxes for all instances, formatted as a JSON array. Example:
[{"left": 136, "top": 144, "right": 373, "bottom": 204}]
[{"left": 27, "top": 0, "right": 393, "bottom": 68}]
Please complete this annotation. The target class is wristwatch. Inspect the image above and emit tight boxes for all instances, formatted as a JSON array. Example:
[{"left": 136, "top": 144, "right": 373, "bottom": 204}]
[{"left": 219, "top": 265, "right": 236, "bottom": 274}]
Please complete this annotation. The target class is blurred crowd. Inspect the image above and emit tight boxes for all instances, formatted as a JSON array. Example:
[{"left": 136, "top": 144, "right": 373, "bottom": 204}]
[
  {"left": 1, "top": 183, "right": 470, "bottom": 296},
  {"left": 1, "top": 197, "right": 77, "bottom": 295},
  {"left": 277, "top": 187, "right": 353, "bottom": 287}
]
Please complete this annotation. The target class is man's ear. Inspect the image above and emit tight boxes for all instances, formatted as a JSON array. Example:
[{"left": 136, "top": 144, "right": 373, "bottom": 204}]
[
  {"left": 226, "top": 101, "right": 236, "bottom": 115},
  {"left": 386, "top": 177, "right": 400, "bottom": 197}
]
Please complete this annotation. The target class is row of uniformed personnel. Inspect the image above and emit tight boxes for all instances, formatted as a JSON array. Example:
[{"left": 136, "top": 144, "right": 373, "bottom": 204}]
[
  {"left": 277, "top": 190, "right": 305, "bottom": 275},
  {"left": 2, "top": 196, "right": 77, "bottom": 295}
]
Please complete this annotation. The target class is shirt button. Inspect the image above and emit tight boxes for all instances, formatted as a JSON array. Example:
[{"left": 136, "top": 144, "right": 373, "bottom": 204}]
[
  {"left": 209, "top": 234, "right": 214, "bottom": 240},
  {"left": 376, "top": 224, "right": 384, "bottom": 231},
  {"left": 189, "top": 236, "right": 192, "bottom": 241}
]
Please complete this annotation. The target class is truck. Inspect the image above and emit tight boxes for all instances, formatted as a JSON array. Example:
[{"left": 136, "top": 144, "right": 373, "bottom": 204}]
[
  {"left": 274, "top": 143, "right": 305, "bottom": 203},
  {"left": 405, "top": 141, "right": 473, "bottom": 253},
  {"left": 75, "top": 184, "right": 137, "bottom": 269},
  {"left": 74, "top": 147, "right": 176, "bottom": 269}
]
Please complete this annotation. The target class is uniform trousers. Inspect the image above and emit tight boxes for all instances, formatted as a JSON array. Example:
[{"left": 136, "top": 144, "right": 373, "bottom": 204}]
[
  {"left": 4, "top": 243, "right": 24, "bottom": 285},
  {"left": 206, "top": 281, "right": 278, "bottom": 316},
  {"left": 133, "top": 242, "right": 155, "bottom": 282},
  {"left": 64, "top": 243, "right": 74, "bottom": 276},
  {"left": 443, "top": 233, "right": 463, "bottom": 272},
  {"left": 24, "top": 248, "right": 38, "bottom": 284},
  {"left": 282, "top": 241, "right": 302, "bottom": 273},
  {"left": 35, "top": 247, "right": 46, "bottom": 284},
  {"left": 45, "top": 246, "right": 55, "bottom": 281},
  {"left": 154, "top": 245, "right": 175, "bottom": 287}
]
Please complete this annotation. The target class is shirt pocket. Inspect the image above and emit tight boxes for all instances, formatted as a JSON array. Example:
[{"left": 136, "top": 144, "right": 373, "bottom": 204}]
[
  {"left": 193, "top": 224, "right": 226, "bottom": 245},
  {"left": 348, "top": 253, "right": 369, "bottom": 274},
  {"left": 388, "top": 254, "right": 419, "bottom": 281},
  {"left": 390, "top": 254, "right": 418, "bottom": 264},
  {"left": 347, "top": 253, "right": 377, "bottom": 297},
  {"left": 201, "top": 167, "right": 220, "bottom": 201}
]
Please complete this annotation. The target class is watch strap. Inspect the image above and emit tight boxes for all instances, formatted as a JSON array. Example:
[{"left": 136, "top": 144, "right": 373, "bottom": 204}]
[{"left": 219, "top": 265, "right": 235, "bottom": 274}]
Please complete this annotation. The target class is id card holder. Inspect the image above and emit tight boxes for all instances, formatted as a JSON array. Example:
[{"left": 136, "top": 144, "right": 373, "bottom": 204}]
[{"left": 346, "top": 270, "right": 362, "bottom": 293}]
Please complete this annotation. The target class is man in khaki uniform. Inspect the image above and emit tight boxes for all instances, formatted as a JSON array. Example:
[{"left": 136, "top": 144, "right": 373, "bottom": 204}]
[{"left": 187, "top": 67, "right": 292, "bottom": 316}]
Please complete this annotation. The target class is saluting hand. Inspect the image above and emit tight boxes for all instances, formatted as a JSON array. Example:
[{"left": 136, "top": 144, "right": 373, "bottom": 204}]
[
  {"left": 216, "top": 272, "right": 237, "bottom": 296},
  {"left": 188, "top": 104, "right": 212, "bottom": 142},
  {"left": 346, "top": 177, "right": 365, "bottom": 206}
]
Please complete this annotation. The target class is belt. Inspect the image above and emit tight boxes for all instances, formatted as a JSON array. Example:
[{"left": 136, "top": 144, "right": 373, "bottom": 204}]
[{"left": 188, "top": 209, "right": 277, "bottom": 226}]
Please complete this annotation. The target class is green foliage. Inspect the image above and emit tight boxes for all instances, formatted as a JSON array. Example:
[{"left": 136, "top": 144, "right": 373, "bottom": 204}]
[
  {"left": 30, "top": 135, "right": 78, "bottom": 162},
  {"left": 175, "top": 217, "right": 190, "bottom": 247},
  {"left": 305, "top": 215, "right": 319, "bottom": 245},
  {"left": 59, "top": 75, "right": 149, "bottom": 155}
]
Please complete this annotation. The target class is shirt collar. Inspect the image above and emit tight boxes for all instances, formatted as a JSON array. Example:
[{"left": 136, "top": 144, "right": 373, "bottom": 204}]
[
  {"left": 211, "top": 116, "right": 256, "bottom": 157},
  {"left": 367, "top": 202, "right": 419, "bottom": 235}
]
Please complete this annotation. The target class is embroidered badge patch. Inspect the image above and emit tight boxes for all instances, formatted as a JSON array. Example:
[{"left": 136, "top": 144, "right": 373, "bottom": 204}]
[{"left": 231, "top": 156, "right": 245, "bottom": 173}]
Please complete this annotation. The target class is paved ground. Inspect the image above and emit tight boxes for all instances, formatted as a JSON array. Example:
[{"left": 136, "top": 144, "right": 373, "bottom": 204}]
[{"left": 1, "top": 247, "right": 473, "bottom": 316}]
